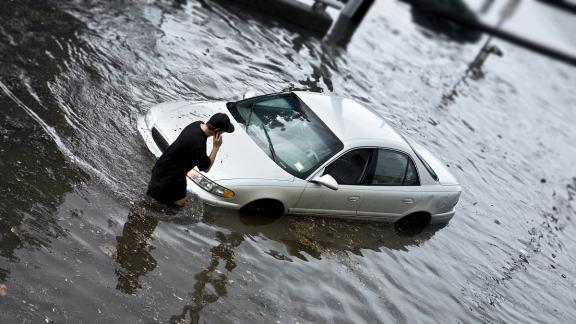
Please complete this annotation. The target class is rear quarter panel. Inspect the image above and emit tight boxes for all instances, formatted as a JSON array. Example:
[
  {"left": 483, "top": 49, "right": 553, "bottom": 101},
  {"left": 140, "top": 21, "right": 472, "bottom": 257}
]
[{"left": 421, "top": 185, "right": 462, "bottom": 215}]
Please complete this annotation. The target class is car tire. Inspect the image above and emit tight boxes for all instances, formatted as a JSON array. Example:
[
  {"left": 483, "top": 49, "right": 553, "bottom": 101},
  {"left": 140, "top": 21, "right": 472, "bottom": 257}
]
[
  {"left": 394, "top": 212, "right": 431, "bottom": 236},
  {"left": 239, "top": 199, "right": 285, "bottom": 217}
]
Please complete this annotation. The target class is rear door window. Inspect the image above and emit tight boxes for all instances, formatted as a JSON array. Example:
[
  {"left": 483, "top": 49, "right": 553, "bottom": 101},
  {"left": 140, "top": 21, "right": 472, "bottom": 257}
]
[{"left": 365, "top": 149, "right": 420, "bottom": 186}]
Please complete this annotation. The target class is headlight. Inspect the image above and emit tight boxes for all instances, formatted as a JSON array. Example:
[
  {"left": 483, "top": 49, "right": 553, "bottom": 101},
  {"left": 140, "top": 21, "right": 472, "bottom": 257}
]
[{"left": 187, "top": 170, "right": 235, "bottom": 198}]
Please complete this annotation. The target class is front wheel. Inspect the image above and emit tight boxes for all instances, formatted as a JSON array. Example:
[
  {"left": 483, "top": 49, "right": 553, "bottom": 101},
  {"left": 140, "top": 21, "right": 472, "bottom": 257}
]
[
  {"left": 239, "top": 199, "right": 284, "bottom": 216},
  {"left": 239, "top": 199, "right": 284, "bottom": 225}
]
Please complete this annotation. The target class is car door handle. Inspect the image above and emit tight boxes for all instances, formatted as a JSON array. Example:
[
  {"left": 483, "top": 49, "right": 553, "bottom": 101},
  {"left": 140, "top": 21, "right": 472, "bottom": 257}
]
[
  {"left": 402, "top": 198, "right": 414, "bottom": 204},
  {"left": 348, "top": 196, "right": 360, "bottom": 202}
]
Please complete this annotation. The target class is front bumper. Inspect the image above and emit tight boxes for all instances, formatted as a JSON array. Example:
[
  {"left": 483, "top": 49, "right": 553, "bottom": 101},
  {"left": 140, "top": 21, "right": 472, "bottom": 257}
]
[{"left": 186, "top": 177, "right": 240, "bottom": 209}]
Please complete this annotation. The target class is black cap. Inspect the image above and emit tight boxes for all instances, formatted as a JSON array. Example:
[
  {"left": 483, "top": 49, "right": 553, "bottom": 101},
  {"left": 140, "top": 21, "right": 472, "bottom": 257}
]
[{"left": 207, "top": 113, "right": 235, "bottom": 133}]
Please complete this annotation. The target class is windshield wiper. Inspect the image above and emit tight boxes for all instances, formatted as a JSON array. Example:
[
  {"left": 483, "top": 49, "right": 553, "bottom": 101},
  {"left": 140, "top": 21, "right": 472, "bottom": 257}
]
[{"left": 260, "top": 124, "right": 277, "bottom": 162}]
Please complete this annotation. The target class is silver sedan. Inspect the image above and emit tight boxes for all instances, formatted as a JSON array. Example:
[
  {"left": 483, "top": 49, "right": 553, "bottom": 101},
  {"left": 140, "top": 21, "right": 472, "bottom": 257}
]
[{"left": 138, "top": 91, "right": 461, "bottom": 226}]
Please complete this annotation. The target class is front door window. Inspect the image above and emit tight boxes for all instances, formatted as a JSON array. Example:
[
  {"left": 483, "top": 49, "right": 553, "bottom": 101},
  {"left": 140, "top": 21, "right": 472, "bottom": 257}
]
[{"left": 323, "top": 149, "right": 372, "bottom": 185}]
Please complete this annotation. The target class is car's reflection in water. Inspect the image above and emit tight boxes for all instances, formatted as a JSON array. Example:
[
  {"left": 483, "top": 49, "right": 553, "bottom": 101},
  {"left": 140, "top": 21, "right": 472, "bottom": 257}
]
[
  {"left": 209, "top": 206, "right": 446, "bottom": 259},
  {"left": 114, "top": 200, "right": 447, "bottom": 323}
]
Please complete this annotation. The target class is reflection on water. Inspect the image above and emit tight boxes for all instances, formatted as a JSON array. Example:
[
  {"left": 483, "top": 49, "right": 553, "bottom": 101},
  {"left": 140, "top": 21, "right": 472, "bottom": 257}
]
[
  {"left": 169, "top": 230, "right": 243, "bottom": 324},
  {"left": 115, "top": 203, "right": 159, "bottom": 294},
  {"left": 110, "top": 201, "right": 443, "bottom": 323},
  {"left": 208, "top": 208, "right": 444, "bottom": 259}
]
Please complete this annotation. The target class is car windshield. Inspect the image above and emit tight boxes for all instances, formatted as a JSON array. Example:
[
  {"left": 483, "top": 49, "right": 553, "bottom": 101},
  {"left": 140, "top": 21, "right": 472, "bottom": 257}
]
[{"left": 227, "top": 93, "right": 343, "bottom": 179}]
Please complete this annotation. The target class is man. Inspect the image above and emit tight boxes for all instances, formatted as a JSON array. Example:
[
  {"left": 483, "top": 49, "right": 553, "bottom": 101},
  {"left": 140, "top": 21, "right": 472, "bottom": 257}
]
[{"left": 146, "top": 113, "right": 234, "bottom": 207}]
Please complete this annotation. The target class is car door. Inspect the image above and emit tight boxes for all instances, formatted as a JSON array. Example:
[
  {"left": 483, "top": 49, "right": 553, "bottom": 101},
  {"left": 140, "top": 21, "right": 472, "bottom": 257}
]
[
  {"left": 292, "top": 149, "right": 373, "bottom": 218},
  {"left": 356, "top": 148, "right": 424, "bottom": 222}
]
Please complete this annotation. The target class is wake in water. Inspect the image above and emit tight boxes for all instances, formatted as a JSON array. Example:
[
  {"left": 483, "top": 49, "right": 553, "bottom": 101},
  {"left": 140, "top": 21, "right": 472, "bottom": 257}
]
[{"left": 0, "top": 79, "right": 120, "bottom": 194}]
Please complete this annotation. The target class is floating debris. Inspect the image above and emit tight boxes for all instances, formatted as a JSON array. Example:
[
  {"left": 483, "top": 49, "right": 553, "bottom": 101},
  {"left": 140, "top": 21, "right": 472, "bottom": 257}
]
[{"left": 99, "top": 243, "right": 117, "bottom": 259}]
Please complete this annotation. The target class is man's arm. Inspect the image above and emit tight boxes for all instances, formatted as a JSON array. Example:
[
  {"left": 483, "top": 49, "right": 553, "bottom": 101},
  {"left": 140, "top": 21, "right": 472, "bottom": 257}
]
[
  {"left": 188, "top": 132, "right": 223, "bottom": 175},
  {"left": 203, "top": 145, "right": 220, "bottom": 172},
  {"left": 204, "top": 132, "right": 223, "bottom": 172}
]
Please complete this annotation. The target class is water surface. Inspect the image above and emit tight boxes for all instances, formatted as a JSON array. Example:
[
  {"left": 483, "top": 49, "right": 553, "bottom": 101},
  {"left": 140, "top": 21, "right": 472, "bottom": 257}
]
[{"left": 1, "top": 0, "right": 575, "bottom": 322}]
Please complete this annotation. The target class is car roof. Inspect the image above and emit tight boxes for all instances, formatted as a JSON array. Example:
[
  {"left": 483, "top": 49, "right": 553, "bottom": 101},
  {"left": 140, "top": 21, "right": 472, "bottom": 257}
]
[{"left": 293, "top": 91, "right": 410, "bottom": 151}]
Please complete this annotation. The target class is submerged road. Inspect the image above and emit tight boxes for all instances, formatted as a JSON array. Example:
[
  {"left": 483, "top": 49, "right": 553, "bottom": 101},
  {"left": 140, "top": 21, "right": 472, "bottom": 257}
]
[{"left": 0, "top": 0, "right": 575, "bottom": 322}]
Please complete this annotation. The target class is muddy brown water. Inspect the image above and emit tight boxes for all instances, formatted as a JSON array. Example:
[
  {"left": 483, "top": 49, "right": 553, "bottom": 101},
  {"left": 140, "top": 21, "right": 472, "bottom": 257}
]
[{"left": 1, "top": 0, "right": 576, "bottom": 323}]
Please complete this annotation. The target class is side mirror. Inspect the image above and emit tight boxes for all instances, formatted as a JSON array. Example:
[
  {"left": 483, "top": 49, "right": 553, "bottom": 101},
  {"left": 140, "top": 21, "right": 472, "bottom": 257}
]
[{"left": 310, "top": 174, "right": 338, "bottom": 191}]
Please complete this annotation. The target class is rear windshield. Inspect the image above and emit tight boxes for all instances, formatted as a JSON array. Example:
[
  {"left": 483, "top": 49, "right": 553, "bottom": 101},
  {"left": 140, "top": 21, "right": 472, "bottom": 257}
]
[
  {"left": 400, "top": 134, "right": 439, "bottom": 182},
  {"left": 227, "top": 93, "right": 343, "bottom": 179}
]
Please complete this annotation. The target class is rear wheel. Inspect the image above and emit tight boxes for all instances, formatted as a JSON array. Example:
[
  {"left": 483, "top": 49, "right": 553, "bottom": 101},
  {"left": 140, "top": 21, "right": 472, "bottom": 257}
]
[{"left": 394, "top": 212, "right": 431, "bottom": 236}]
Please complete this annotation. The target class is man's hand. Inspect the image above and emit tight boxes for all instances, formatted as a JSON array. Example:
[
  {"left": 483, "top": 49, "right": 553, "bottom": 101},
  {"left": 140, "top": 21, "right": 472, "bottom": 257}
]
[{"left": 213, "top": 132, "right": 223, "bottom": 148}]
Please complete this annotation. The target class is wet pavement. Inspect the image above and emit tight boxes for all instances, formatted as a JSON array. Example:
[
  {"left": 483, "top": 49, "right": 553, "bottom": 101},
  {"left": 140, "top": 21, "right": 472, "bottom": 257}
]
[{"left": 1, "top": 0, "right": 576, "bottom": 322}]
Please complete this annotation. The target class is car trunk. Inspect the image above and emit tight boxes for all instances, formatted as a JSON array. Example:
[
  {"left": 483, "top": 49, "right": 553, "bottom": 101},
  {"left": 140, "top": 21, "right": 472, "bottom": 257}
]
[{"left": 408, "top": 139, "right": 459, "bottom": 186}]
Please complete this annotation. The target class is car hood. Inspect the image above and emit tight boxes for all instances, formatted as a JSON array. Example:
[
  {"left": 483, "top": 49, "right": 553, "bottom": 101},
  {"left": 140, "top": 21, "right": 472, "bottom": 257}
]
[{"left": 148, "top": 101, "right": 294, "bottom": 182}]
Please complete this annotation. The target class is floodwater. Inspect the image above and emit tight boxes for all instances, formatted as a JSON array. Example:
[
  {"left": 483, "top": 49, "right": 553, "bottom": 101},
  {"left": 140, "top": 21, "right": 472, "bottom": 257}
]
[{"left": 1, "top": 0, "right": 575, "bottom": 322}]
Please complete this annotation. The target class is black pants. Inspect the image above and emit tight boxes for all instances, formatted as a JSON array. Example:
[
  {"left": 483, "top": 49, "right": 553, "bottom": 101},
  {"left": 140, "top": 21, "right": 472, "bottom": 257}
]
[{"left": 146, "top": 177, "right": 187, "bottom": 204}]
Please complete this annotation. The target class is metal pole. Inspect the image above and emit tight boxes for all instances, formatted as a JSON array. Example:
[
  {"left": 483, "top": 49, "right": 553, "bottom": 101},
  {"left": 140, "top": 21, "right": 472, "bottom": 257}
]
[{"left": 325, "top": 0, "right": 375, "bottom": 47}]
